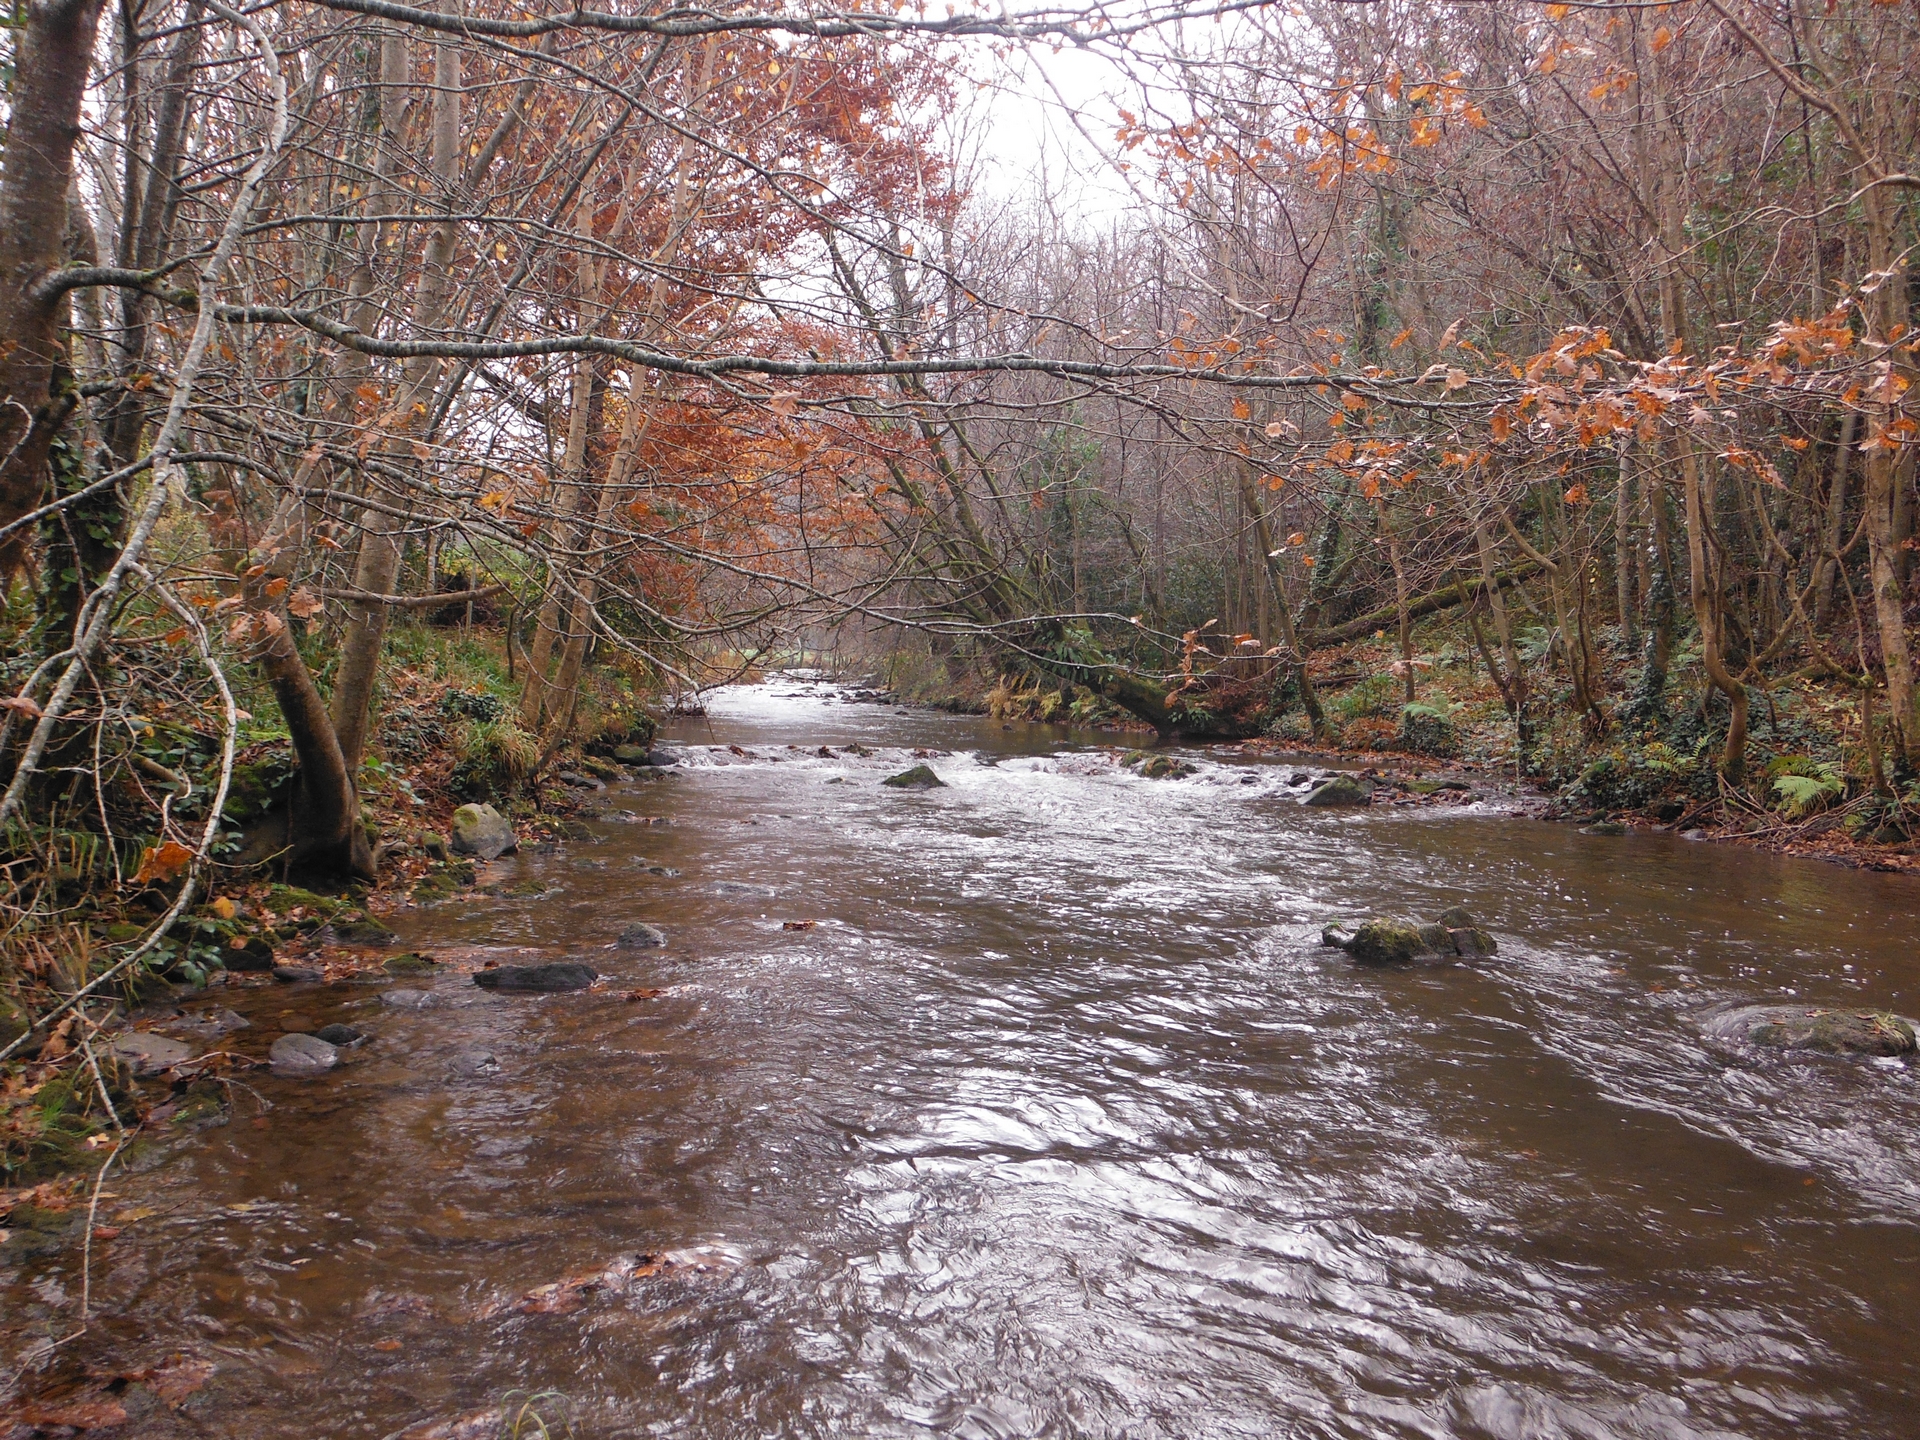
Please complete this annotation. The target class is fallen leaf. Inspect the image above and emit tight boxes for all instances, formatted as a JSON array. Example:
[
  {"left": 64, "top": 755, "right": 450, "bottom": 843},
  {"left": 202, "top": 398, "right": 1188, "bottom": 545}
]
[
  {"left": 20, "top": 1400, "right": 129, "bottom": 1429},
  {"left": 150, "top": 1356, "right": 215, "bottom": 1406},
  {"left": 781, "top": 920, "right": 816, "bottom": 931}
]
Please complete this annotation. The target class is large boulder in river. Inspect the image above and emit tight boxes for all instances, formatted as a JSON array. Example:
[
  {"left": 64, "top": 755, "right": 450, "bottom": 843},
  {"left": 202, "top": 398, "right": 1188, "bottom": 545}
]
[
  {"left": 1303, "top": 775, "right": 1372, "bottom": 807},
  {"left": 451, "top": 803, "right": 517, "bottom": 860},
  {"left": 1738, "top": 1007, "right": 1916, "bottom": 1057},
  {"left": 473, "top": 962, "right": 598, "bottom": 993},
  {"left": 883, "top": 764, "right": 945, "bottom": 789},
  {"left": 1322, "top": 906, "right": 1497, "bottom": 965}
]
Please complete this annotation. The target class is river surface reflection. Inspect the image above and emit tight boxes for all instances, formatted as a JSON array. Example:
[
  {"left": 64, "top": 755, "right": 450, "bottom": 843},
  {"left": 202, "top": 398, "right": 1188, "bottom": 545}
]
[{"left": 6, "top": 676, "right": 1918, "bottom": 1438}]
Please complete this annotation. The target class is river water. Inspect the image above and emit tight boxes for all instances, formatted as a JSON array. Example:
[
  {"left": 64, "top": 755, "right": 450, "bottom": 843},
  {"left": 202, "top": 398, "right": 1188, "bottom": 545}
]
[{"left": 6, "top": 676, "right": 1919, "bottom": 1439}]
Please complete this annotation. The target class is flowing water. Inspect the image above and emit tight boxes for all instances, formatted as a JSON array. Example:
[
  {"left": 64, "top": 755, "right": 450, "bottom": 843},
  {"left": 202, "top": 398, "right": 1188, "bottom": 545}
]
[{"left": 6, "top": 676, "right": 1920, "bottom": 1439}]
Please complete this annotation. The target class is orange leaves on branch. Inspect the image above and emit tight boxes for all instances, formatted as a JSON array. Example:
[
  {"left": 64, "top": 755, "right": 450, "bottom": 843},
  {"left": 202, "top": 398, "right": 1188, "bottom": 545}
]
[
  {"left": 1652, "top": 26, "right": 1675, "bottom": 53},
  {"left": 288, "top": 587, "right": 324, "bottom": 619},
  {"left": 134, "top": 840, "right": 194, "bottom": 885}
]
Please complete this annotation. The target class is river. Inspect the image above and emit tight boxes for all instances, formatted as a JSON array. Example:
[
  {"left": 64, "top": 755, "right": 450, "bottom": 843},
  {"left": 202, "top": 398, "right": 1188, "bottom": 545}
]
[{"left": 6, "top": 675, "right": 1918, "bottom": 1438}]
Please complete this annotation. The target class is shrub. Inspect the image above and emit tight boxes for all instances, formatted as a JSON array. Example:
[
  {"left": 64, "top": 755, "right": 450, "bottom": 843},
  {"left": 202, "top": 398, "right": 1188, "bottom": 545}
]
[{"left": 1398, "top": 701, "right": 1459, "bottom": 757}]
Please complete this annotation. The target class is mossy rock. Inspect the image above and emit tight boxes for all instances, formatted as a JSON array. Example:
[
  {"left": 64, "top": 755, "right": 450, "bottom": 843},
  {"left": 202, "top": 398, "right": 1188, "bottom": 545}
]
[
  {"left": 382, "top": 951, "right": 438, "bottom": 976},
  {"left": 882, "top": 764, "right": 945, "bottom": 789},
  {"left": 222, "top": 932, "right": 277, "bottom": 972},
  {"left": 1323, "top": 906, "right": 1497, "bottom": 965},
  {"left": 168, "top": 1078, "right": 231, "bottom": 1130},
  {"left": 1126, "top": 753, "right": 1197, "bottom": 780},
  {"left": 549, "top": 818, "right": 597, "bottom": 842},
  {"left": 264, "top": 886, "right": 343, "bottom": 919},
  {"left": 577, "top": 756, "right": 622, "bottom": 782},
  {"left": 1745, "top": 1009, "right": 1916, "bottom": 1058},
  {"left": 324, "top": 911, "right": 399, "bottom": 946},
  {"left": 411, "top": 860, "right": 476, "bottom": 903}
]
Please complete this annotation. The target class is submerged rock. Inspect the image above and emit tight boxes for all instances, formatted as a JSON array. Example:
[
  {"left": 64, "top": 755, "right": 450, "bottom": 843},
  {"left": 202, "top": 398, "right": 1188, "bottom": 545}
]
[
  {"left": 1322, "top": 906, "right": 1498, "bottom": 965},
  {"left": 383, "top": 951, "right": 438, "bottom": 976},
  {"left": 1729, "top": 1007, "right": 1917, "bottom": 1058},
  {"left": 314, "top": 1023, "right": 365, "bottom": 1046},
  {"left": 1303, "top": 775, "right": 1372, "bottom": 807},
  {"left": 1580, "top": 821, "right": 1628, "bottom": 836},
  {"left": 451, "top": 803, "right": 518, "bottom": 860},
  {"left": 882, "top": 764, "right": 945, "bottom": 789},
  {"left": 270, "top": 1033, "right": 340, "bottom": 1074},
  {"left": 473, "top": 962, "right": 598, "bottom": 993},
  {"left": 110, "top": 1030, "right": 194, "bottom": 1077},
  {"left": 617, "top": 923, "right": 667, "bottom": 949}
]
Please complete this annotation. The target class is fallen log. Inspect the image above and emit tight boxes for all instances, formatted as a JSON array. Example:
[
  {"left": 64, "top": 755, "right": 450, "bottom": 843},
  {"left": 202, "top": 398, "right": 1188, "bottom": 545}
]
[{"left": 1300, "top": 562, "right": 1543, "bottom": 648}]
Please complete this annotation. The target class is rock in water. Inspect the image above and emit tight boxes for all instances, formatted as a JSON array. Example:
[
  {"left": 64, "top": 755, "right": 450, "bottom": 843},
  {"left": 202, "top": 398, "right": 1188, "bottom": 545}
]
[
  {"left": 1435, "top": 905, "right": 1498, "bottom": 958},
  {"left": 1322, "top": 907, "right": 1498, "bottom": 965},
  {"left": 646, "top": 749, "right": 681, "bottom": 767},
  {"left": 1303, "top": 775, "right": 1372, "bottom": 807},
  {"left": 270, "top": 1033, "right": 340, "bottom": 1074},
  {"left": 613, "top": 744, "right": 650, "bottom": 764},
  {"left": 617, "top": 923, "right": 667, "bottom": 949},
  {"left": 383, "top": 951, "right": 438, "bottom": 976},
  {"left": 272, "top": 964, "right": 324, "bottom": 984},
  {"left": 472, "top": 962, "right": 598, "bottom": 993},
  {"left": 451, "top": 802, "right": 518, "bottom": 860},
  {"left": 883, "top": 764, "right": 945, "bottom": 789},
  {"left": 322, "top": 911, "right": 399, "bottom": 946},
  {"left": 314, "top": 1023, "right": 365, "bottom": 1046},
  {"left": 110, "top": 1030, "right": 194, "bottom": 1077},
  {"left": 1742, "top": 1008, "right": 1916, "bottom": 1057},
  {"left": 1127, "top": 753, "right": 1197, "bottom": 780}
]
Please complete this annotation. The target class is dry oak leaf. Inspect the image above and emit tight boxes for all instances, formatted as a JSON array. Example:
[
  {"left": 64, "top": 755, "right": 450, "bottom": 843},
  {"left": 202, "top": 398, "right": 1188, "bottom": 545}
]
[
  {"left": 287, "top": 586, "right": 324, "bottom": 619},
  {"left": 135, "top": 840, "right": 194, "bottom": 885}
]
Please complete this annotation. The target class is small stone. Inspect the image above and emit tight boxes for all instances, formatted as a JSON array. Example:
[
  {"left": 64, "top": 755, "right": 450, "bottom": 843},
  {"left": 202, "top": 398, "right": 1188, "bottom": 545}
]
[
  {"left": 613, "top": 744, "right": 650, "bottom": 764},
  {"left": 882, "top": 764, "right": 945, "bottom": 789},
  {"left": 314, "top": 1023, "right": 365, "bottom": 1046},
  {"left": 110, "top": 1030, "right": 194, "bottom": 1077},
  {"left": 473, "top": 962, "right": 598, "bottom": 993},
  {"left": 383, "top": 952, "right": 438, "bottom": 976},
  {"left": 617, "top": 923, "right": 667, "bottom": 949},
  {"left": 1304, "top": 775, "right": 1372, "bottom": 807},
  {"left": 451, "top": 802, "right": 518, "bottom": 861},
  {"left": 646, "top": 749, "right": 681, "bottom": 767},
  {"left": 421, "top": 833, "right": 451, "bottom": 862},
  {"left": 1580, "top": 821, "right": 1627, "bottom": 837},
  {"left": 271, "top": 964, "right": 324, "bottom": 984},
  {"left": 557, "top": 771, "right": 600, "bottom": 789},
  {"left": 270, "top": 1033, "right": 340, "bottom": 1074}
]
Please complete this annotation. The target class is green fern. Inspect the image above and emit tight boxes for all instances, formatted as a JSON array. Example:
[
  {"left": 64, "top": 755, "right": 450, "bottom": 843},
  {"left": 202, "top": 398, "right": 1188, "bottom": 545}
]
[{"left": 1771, "top": 763, "right": 1845, "bottom": 818}]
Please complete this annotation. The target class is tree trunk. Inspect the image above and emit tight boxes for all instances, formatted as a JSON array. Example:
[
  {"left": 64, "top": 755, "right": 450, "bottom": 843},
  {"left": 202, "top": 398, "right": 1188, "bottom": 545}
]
[{"left": 0, "top": 0, "right": 108, "bottom": 578}]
